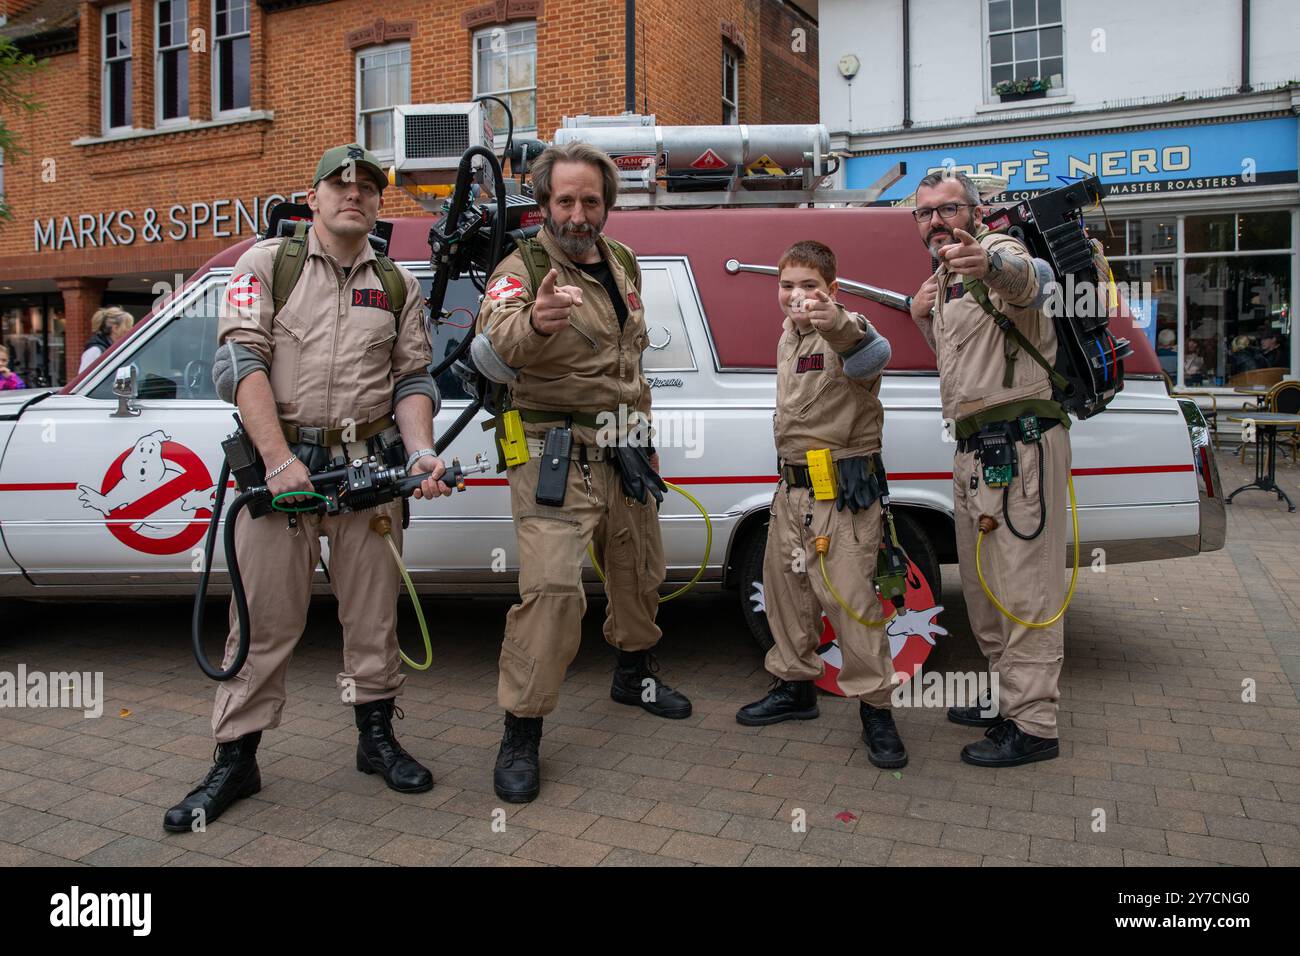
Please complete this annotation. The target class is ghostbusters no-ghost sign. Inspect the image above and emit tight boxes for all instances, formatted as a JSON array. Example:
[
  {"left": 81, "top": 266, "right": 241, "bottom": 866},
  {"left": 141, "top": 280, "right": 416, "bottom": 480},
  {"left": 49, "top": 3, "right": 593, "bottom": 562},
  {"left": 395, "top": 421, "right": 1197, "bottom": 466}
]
[{"left": 488, "top": 275, "right": 524, "bottom": 300}]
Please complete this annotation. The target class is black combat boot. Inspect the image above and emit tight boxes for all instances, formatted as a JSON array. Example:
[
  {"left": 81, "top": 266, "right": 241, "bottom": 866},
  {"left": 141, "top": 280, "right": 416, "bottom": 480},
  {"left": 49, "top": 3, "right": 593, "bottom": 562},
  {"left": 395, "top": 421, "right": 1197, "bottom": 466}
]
[
  {"left": 610, "top": 649, "right": 693, "bottom": 719},
  {"left": 494, "top": 712, "right": 543, "bottom": 804},
  {"left": 735, "top": 678, "right": 819, "bottom": 726},
  {"left": 163, "top": 732, "right": 262, "bottom": 833},
  {"left": 860, "top": 702, "right": 908, "bottom": 769},
  {"left": 961, "top": 719, "right": 1059, "bottom": 767},
  {"left": 947, "top": 688, "right": 1002, "bottom": 728},
  {"left": 354, "top": 698, "right": 433, "bottom": 793}
]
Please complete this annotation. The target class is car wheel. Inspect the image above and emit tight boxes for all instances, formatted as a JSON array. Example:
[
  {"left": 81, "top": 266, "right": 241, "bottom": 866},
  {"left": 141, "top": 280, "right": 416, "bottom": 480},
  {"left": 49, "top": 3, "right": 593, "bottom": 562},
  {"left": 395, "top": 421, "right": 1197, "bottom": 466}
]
[
  {"left": 736, "top": 521, "right": 775, "bottom": 654},
  {"left": 736, "top": 509, "right": 942, "bottom": 655}
]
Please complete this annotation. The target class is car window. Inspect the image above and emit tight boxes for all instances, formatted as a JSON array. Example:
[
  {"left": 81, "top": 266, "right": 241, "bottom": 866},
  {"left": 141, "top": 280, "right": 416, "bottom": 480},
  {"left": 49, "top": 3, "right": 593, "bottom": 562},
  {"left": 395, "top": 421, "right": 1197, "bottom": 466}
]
[
  {"left": 640, "top": 266, "right": 697, "bottom": 372},
  {"left": 89, "top": 281, "right": 223, "bottom": 401}
]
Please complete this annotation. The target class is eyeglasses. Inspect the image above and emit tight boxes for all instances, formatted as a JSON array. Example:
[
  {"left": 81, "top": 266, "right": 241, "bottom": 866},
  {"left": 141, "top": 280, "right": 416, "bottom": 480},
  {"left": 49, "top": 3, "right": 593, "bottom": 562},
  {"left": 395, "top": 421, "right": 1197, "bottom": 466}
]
[{"left": 912, "top": 203, "right": 976, "bottom": 223}]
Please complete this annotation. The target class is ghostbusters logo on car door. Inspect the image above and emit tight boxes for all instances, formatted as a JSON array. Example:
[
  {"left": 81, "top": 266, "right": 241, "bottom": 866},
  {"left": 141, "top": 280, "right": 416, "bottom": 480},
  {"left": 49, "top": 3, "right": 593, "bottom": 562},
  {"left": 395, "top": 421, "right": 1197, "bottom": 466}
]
[{"left": 77, "top": 430, "right": 219, "bottom": 555}]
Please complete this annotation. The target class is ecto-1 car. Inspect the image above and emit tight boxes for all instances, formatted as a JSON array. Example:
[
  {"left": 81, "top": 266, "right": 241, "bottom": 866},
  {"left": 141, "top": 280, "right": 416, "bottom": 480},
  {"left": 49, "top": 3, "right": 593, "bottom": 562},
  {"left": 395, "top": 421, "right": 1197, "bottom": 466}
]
[{"left": 0, "top": 207, "right": 1225, "bottom": 676}]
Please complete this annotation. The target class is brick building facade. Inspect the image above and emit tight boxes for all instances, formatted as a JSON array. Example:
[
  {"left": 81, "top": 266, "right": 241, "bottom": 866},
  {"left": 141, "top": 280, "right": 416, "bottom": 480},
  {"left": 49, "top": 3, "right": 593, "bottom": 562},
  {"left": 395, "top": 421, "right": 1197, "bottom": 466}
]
[{"left": 0, "top": 0, "right": 818, "bottom": 384}]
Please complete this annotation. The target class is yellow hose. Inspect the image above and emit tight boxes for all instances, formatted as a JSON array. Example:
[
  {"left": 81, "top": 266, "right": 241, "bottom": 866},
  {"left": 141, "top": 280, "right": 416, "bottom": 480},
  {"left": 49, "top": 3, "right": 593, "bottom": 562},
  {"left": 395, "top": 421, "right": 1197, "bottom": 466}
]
[
  {"left": 817, "top": 550, "right": 895, "bottom": 628},
  {"left": 382, "top": 531, "right": 434, "bottom": 671},
  {"left": 586, "top": 482, "right": 712, "bottom": 603},
  {"left": 975, "top": 474, "right": 1080, "bottom": 630}
]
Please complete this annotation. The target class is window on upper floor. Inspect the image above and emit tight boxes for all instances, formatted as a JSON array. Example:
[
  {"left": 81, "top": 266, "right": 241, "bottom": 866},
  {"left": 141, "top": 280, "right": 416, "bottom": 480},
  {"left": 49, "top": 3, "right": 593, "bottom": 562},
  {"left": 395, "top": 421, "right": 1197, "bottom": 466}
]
[
  {"left": 102, "top": 4, "right": 133, "bottom": 133},
  {"left": 213, "top": 0, "right": 251, "bottom": 115},
  {"left": 356, "top": 42, "right": 411, "bottom": 162},
  {"left": 473, "top": 22, "right": 537, "bottom": 138},
  {"left": 156, "top": 0, "right": 189, "bottom": 125},
  {"left": 722, "top": 44, "right": 740, "bottom": 125},
  {"left": 988, "top": 0, "right": 1063, "bottom": 98}
]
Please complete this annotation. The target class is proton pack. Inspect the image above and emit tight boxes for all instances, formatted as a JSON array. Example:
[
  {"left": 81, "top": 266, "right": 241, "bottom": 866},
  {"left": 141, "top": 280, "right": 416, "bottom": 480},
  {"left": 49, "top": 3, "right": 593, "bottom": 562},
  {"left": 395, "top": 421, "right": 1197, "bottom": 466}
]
[{"left": 980, "top": 176, "right": 1133, "bottom": 420}]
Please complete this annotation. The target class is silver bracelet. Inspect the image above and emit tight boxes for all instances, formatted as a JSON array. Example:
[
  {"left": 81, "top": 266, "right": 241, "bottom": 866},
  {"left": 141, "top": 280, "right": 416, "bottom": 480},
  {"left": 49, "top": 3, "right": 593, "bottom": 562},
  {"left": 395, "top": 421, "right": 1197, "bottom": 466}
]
[
  {"left": 405, "top": 448, "right": 437, "bottom": 472},
  {"left": 265, "top": 454, "right": 298, "bottom": 480}
]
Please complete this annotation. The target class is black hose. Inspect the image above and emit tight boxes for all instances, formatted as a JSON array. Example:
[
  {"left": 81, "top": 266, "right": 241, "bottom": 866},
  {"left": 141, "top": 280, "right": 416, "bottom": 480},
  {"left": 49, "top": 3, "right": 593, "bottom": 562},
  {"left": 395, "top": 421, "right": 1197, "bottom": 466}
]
[
  {"left": 192, "top": 458, "right": 258, "bottom": 681},
  {"left": 435, "top": 396, "right": 484, "bottom": 456},
  {"left": 1003, "top": 442, "right": 1047, "bottom": 541},
  {"left": 427, "top": 146, "right": 507, "bottom": 382}
]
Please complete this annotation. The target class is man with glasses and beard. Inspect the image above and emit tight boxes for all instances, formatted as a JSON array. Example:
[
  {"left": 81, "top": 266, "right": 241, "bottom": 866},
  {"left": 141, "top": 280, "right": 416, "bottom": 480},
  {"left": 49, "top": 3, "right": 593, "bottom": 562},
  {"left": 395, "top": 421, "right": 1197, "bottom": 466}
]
[
  {"left": 908, "top": 170, "right": 1071, "bottom": 768},
  {"left": 474, "top": 142, "right": 692, "bottom": 804}
]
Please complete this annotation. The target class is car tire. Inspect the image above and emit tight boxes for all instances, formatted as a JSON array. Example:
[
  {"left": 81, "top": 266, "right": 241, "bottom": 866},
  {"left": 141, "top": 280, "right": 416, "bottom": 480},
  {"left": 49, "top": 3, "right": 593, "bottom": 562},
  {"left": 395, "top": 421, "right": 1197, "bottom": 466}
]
[{"left": 737, "top": 509, "right": 942, "bottom": 655}]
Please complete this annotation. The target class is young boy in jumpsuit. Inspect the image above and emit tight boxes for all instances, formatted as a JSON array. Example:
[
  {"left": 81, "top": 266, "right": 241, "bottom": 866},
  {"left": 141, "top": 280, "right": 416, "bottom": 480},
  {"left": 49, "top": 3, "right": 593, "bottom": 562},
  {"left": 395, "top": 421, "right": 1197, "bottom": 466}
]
[{"left": 735, "top": 241, "right": 907, "bottom": 768}]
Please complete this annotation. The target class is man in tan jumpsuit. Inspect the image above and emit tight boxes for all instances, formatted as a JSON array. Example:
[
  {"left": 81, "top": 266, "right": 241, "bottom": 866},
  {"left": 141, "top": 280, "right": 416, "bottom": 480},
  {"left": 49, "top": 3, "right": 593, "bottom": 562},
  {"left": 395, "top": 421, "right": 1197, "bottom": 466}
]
[
  {"left": 165, "top": 144, "right": 453, "bottom": 832},
  {"left": 475, "top": 141, "right": 691, "bottom": 804},
  {"left": 735, "top": 241, "right": 905, "bottom": 767},
  {"left": 909, "top": 169, "right": 1068, "bottom": 767}
]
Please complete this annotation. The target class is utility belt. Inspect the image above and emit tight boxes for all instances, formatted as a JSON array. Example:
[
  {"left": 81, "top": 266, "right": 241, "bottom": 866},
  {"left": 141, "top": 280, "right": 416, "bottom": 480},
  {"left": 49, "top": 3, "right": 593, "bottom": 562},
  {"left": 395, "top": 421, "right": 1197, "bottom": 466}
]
[
  {"left": 281, "top": 416, "right": 394, "bottom": 449},
  {"left": 955, "top": 401, "right": 1064, "bottom": 495},
  {"left": 780, "top": 450, "right": 888, "bottom": 515},
  {"left": 956, "top": 412, "right": 1061, "bottom": 454}
]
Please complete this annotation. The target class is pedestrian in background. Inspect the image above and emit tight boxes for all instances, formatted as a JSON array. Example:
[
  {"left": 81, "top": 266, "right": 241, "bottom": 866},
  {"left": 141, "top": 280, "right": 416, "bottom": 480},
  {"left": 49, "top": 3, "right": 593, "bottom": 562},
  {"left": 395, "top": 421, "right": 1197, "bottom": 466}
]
[
  {"left": 0, "top": 345, "right": 26, "bottom": 390},
  {"left": 78, "top": 306, "right": 135, "bottom": 372}
]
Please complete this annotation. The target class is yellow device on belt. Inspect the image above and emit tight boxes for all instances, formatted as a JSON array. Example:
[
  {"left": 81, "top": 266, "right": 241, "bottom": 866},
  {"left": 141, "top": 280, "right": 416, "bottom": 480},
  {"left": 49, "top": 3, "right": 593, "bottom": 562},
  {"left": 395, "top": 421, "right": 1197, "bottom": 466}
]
[
  {"left": 806, "top": 448, "right": 837, "bottom": 501},
  {"left": 500, "top": 409, "right": 530, "bottom": 467}
]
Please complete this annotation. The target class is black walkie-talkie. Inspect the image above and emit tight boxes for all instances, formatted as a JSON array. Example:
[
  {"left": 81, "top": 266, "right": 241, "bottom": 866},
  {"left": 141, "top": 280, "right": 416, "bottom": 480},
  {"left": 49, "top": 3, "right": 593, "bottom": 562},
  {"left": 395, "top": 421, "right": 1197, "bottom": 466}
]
[{"left": 535, "top": 425, "right": 572, "bottom": 507}]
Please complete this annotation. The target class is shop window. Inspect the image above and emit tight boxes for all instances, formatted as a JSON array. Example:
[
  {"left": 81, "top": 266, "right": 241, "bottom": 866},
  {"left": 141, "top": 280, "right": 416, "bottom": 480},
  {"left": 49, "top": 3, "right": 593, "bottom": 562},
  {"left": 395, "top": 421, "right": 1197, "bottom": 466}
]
[
  {"left": 102, "top": 4, "right": 133, "bottom": 133},
  {"left": 988, "top": 0, "right": 1063, "bottom": 95},
  {"left": 473, "top": 22, "right": 537, "bottom": 137},
  {"left": 1185, "top": 254, "right": 1290, "bottom": 387},
  {"left": 356, "top": 43, "right": 410, "bottom": 161},
  {"left": 1109, "top": 258, "right": 1181, "bottom": 381},
  {"left": 156, "top": 0, "right": 190, "bottom": 124},
  {"left": 723, "top": 44, "right": 740, "bottom": 125},
  {"left": 213, "top": 0, "right": 251, "bottom": 115}
]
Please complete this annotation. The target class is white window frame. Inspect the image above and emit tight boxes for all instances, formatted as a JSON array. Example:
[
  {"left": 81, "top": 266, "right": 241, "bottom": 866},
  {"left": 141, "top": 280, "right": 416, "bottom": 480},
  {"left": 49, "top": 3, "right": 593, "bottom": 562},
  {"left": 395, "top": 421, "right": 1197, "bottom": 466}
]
[
  {"left": 985, "top": 0, "right": 1066, "bottom": 102},
  {"left": 355, "top": 41, "right": 411, "bottom": 163},
  {"left": 211, "top": 0, "right": 251, "bottom": 118},
  {"left": 722, "top": 45, "right": 740, "bottom": 125},
  {"left": 101, "top": 3, "right": 133, "bottom": 134},
  {"left": 471, "top": 22, "right": 538, "bottom": 143},
  {"left": 155, "top": 0, "right": 189, "bottom": 126}
]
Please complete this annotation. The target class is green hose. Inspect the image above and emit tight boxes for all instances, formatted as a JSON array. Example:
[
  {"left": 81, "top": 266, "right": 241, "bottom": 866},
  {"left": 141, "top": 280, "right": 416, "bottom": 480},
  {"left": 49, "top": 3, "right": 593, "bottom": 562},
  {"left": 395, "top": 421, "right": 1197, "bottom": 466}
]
[
  {"left": 382, "top": 531, "right": 434, "bottom": 671},
  {"left": 586, "top": 482, "right": 713, "bottom": 603}
]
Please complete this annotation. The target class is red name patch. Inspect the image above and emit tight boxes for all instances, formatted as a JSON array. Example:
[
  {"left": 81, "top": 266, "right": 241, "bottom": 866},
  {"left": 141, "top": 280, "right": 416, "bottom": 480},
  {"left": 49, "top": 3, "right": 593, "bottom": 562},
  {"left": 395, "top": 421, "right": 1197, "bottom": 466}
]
[
  {"left": 796, "top": 353, "right": 825, "bottom": 373},
  {"left": 627, "top": 291, "right": 642, "bottom": 311},
  {"left": 353, "top": 288, "right": 390, "bottom": 311}
]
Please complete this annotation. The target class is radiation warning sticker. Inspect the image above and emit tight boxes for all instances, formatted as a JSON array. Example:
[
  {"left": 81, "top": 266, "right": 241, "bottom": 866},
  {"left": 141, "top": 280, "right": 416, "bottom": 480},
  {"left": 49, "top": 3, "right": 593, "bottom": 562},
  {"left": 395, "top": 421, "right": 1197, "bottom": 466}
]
[
  {"left": 226, "top": 273, "right": 261, "bottom": 309},
  {"left": 488, "top": 275, "right": 525, "bottom": 300},
  {"left": 76, "top": 431, "right": 219, "bottom": 556},
  {"left": 689, "top": 148, "right": 729, "bottom": 170}
]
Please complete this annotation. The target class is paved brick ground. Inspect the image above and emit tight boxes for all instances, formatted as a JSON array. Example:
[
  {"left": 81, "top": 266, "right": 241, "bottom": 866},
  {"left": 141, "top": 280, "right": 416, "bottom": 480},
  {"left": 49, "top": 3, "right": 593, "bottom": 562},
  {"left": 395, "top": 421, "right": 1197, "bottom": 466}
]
[{"left": 1, "top": 453, "right": 1298, "bottom": 867}]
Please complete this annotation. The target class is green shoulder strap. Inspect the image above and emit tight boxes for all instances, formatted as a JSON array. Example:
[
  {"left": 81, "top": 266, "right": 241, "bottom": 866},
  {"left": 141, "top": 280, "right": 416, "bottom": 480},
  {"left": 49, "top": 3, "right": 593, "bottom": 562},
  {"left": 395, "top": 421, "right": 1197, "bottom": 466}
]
[
  {"left": 516, "top": 237, "right": 553, "bottom": 293},
  {"left": 272, "top": 220, "right": 406, "bottom": 323},
  {"left": 270, "top": 219, "right": 310, "bottom": 319},
  {"left": 967, "top": 278, "right": 1070, "bottom": 395},
  {"left": 372, "top": 254, "right": 408, "bottom": 323},
  {"left": 515, "top": 236, "right": 641, "bottom": 295},
  {"left": 604, "top": 237, "right": 641, "bottom": 290}
]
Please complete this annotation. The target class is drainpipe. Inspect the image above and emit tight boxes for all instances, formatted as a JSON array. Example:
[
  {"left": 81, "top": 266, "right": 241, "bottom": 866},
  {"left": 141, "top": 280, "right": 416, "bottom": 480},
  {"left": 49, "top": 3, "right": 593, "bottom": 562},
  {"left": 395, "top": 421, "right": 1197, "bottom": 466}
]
[
  {"left": 1239, "top": 0, "right": 1251, "bottom": 93},
  {"left": 902, "top": 0, "right": 913, "bottom": 127},
  {"left": 625, "top": 0, "right": 636, "bottom": 113}
]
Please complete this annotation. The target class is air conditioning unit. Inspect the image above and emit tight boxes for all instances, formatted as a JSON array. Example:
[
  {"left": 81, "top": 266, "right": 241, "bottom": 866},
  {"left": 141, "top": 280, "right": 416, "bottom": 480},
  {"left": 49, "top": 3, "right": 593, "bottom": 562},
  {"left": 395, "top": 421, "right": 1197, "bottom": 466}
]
[{"left": 393, "top": 103, "right": 495, "bottom": 184}]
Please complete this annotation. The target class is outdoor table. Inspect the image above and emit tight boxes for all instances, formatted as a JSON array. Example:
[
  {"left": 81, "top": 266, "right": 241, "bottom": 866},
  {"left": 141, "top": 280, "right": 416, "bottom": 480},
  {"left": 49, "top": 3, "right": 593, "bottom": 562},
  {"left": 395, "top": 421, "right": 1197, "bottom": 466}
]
[
  {"left": 1233, "top": 385, "right": 1272, "bottom": 408},
  {"left": 1225, "top": 412, "right": 1300, "bottom": 512}
]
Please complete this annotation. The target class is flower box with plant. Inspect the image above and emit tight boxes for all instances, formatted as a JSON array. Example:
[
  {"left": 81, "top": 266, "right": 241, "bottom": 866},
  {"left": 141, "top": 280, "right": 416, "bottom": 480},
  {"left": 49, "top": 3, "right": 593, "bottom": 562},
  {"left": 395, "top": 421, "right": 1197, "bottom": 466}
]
[{"left": 993, "top": 77, "right": 1051, "bottom": 102}]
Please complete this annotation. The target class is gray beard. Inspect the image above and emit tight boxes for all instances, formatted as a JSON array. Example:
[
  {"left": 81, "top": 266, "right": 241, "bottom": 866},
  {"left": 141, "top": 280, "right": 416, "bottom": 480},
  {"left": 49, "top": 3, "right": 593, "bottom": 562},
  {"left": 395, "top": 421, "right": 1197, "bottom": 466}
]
[{"left": 547, "top": 216, "right": 601, "bottom": 259}]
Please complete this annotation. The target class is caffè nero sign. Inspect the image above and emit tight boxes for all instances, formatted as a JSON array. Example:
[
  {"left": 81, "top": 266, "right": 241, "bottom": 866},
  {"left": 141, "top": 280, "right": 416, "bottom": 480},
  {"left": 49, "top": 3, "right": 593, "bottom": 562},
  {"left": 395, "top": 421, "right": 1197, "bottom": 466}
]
[{"left": 33, "top": 191, "right": 308, "bottom": 252}]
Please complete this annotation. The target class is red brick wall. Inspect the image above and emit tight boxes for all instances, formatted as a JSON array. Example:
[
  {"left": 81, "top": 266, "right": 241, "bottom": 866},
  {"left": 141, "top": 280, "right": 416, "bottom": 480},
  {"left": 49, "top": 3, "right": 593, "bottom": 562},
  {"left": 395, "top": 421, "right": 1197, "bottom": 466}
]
[{"left": 0, "top": 0, "right": 818, "bottom": 378}]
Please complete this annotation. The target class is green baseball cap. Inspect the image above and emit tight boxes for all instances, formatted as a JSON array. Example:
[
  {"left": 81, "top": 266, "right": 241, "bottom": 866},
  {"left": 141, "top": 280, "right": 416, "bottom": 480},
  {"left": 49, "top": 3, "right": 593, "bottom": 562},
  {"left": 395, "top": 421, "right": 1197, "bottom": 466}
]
[{"left": 313, "top": 143, "right": 389, "bottom": 191}]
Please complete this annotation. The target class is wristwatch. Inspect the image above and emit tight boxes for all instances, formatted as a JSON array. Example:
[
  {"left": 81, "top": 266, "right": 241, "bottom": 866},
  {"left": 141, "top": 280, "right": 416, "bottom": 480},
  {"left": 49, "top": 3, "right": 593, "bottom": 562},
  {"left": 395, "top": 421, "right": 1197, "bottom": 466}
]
[
  {"left": 405, "top": 448, "right": 436, "bottom": 472},
  {"left": 987, "top": 248, "right": 1004, "bottom": 275}
]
